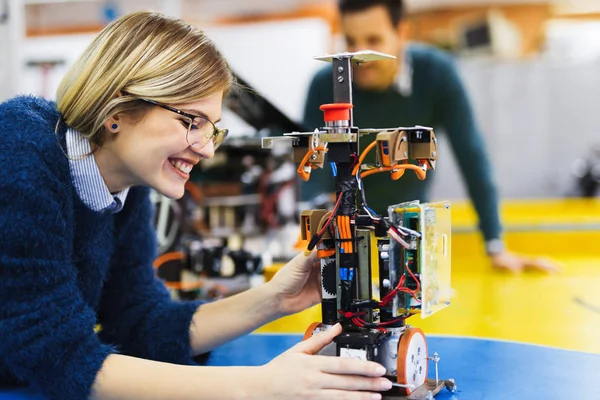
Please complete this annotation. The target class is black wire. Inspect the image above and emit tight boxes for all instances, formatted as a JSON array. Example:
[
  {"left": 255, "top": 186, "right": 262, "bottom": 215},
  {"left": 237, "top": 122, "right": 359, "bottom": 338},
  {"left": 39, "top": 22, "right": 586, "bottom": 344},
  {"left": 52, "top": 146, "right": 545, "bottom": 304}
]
[{"left": 307, "top": 193, "right": 343, "bottom": 251}]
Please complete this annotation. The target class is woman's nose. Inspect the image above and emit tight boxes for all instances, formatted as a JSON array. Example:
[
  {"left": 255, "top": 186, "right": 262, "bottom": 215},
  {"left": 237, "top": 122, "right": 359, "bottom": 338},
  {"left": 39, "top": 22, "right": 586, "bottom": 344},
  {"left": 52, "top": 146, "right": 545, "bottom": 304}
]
[{"left": 193, "top": 138, "right": 215, "bottom": 159}]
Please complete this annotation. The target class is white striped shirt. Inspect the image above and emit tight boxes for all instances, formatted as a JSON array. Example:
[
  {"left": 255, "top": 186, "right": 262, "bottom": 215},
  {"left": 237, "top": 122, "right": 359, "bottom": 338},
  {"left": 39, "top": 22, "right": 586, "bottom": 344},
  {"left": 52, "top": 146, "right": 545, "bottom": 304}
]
[{"left": 66, "top": 128, "right": 129, "bottom": 213}]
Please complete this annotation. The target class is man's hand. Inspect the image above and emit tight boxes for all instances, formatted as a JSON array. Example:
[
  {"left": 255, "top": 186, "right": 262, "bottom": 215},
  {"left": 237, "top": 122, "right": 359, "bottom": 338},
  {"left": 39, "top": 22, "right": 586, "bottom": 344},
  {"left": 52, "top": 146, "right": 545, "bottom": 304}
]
[{"left": 490, "top": 250, "right": 561, "bottom": 273}]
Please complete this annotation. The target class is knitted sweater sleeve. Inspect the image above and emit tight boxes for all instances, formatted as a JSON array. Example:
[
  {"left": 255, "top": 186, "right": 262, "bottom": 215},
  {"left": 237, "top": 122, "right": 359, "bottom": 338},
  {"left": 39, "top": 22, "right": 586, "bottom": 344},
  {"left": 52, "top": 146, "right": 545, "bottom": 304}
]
[
  {"left": 0, "top": 107, "right": 114, "bottom": 400},
  {"left": 97, "top": 187, "right": 203, "bottom": 365}
]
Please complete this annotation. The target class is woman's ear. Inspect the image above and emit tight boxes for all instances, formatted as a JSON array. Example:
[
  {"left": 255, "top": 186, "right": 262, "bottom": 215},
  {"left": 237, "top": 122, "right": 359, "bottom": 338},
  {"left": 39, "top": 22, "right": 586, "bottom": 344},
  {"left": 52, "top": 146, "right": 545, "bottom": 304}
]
[{"left": 104, "top": 116, "right": 120, "bottom": 135}]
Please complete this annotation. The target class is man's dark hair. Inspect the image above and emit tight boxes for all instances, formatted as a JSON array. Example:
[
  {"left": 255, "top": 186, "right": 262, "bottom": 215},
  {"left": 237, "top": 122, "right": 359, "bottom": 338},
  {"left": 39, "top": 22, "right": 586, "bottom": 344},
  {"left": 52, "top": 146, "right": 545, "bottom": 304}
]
[{"left": 339, "top": 0, "right": 405, "bottom": 27}]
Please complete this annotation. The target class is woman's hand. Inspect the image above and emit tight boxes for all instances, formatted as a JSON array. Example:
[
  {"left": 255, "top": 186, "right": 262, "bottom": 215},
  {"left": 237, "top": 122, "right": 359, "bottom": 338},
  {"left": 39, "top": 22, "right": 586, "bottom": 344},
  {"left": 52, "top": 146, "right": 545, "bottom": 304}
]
[
  {"left": 244, "top": 323, "right": 391, "bottom": 400},
  {"left": 266, "top": 251, "right": 322, "bottom": 316}
]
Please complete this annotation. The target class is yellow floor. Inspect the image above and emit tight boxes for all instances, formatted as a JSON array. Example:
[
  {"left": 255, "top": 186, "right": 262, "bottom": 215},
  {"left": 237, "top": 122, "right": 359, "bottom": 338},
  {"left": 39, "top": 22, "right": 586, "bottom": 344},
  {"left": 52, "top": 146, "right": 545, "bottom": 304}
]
[{"left": 259, "top": 198, "right": 600, "bottom": 354}]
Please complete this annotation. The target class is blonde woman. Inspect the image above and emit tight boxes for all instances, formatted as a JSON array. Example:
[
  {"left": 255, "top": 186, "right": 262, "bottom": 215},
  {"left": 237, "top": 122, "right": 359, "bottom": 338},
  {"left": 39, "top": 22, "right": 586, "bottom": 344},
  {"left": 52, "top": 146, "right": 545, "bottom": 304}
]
[{"left": 0, "top": 11, "right": 391, "bottom": 400}]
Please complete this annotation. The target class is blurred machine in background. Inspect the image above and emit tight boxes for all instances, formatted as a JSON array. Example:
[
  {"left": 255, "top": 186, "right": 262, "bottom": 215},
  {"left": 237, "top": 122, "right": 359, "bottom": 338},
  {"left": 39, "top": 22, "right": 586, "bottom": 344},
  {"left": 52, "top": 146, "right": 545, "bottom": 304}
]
[
  {"left": 569, "top": 142, "right": 600, "bottom": 198},
  {"left": 153, "top": 72, "right": 307, "bottom": 301}
]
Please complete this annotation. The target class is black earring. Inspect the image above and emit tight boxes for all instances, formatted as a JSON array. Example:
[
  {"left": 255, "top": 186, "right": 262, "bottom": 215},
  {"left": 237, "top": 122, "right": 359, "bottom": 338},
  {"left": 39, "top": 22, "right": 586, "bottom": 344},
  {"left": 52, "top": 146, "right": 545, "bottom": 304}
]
[{"left": 111, "top": 123, "right": 118, "bottom": 130}]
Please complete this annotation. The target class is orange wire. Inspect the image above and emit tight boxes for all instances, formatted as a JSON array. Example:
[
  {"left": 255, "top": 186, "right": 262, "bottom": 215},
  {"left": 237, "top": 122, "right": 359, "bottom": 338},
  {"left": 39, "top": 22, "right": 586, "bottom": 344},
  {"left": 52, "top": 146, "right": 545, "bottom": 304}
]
[
  {"left": 351, "top": 141, "right": 378, "bottom": 176},
  {"left": 297, "top": 146, "right": 327, "bottom": 181},
  {"left": 339, "top": 217, "right": 344, "bottom": 254},
  {"left": 346, "top": 216, "right": 353, "bottom": 253},
  {"left": 153, "top": 252, "right": 185, "bottom": 270},
  {"left": 337, "top": 216, "right": 345, "bottom": 253},
  {"left": 345, "top": 217, "right": 349, "bottom": 253},
  {"left": 163, "top": 281, "right": 206, "bottom": 290},
  {"left": 338, "top": 215, "right": 352, "bottom": 253},
  {"left": 317, "top": 249, "right": 336, "bottom": 258},
  {"left": 360, "top": 164, "right": 426, "bottom": 180}
]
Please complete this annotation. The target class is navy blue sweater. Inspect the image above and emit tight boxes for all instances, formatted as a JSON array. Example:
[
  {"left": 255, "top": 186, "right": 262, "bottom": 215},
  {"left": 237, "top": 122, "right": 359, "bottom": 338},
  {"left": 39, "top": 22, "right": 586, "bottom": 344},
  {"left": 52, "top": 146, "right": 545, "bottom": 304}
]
[{"left": 0, "top": 96, "right": 202, "bottom": 400}]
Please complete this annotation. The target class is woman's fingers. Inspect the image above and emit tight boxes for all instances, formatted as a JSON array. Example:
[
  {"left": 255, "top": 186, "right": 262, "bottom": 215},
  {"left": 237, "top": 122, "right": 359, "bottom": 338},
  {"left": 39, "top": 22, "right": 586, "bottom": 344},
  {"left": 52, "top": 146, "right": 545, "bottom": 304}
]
[
  {"left": 320, "top": 374, "right": 393, "bottom": 392},
  {"left": 291, "top": 323, "right": 342, "bottom": 355},
  {"left": 313, "top": 355, "right": 387, "bottom": 377}
]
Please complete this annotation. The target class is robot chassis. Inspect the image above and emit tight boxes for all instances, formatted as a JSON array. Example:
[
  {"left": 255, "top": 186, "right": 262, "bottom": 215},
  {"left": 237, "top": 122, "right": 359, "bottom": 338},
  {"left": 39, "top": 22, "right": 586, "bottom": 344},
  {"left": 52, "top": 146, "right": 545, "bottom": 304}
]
[{"left": 262, "top": 51, "right": 456, "bottom": 399}]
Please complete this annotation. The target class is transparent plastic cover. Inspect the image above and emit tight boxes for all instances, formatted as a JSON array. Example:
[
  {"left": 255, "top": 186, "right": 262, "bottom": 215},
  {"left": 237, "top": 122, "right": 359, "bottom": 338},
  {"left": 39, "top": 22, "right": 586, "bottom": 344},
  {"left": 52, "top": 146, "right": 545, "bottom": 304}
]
[
  {"left": 387, "top": 200, "right": 452, "bottom": 319},
  {"left": 419, "top": 201, "right": 452, "bottom": 318}
]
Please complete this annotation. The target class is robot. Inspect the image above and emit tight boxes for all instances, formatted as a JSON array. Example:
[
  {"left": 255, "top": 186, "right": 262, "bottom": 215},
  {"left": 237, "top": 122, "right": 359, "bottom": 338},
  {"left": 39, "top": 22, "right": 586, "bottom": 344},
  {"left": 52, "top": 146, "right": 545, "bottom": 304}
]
[{"left": 262, "top": 51, "right": 457, "bottom": 399}]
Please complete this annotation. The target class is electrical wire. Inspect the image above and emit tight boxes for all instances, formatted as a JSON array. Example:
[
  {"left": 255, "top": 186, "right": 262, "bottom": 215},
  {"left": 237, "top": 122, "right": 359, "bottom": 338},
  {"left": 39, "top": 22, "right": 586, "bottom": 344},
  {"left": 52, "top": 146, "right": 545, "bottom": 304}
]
[
  {"left": 388, "top": 227, "right": 411, "bottom": 248},
  {"left": 360, "top": 164, "right": 426, "bottom": 180},
  {"left": 307, "top": 193, "right": 343, "bottom": 251},
  {"left": 297, "top": 146, "right": 328, "bottom": 181},
  {"left": 351, "top": 141, "right": 377, "bottom": 176}
]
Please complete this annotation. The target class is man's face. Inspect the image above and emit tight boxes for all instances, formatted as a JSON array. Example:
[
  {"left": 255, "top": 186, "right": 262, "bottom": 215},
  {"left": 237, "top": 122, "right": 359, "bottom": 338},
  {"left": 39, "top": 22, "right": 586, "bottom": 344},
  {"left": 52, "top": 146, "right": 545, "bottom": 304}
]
[{"left": 341, "top": 5, "right": 405, "bottom": 91}]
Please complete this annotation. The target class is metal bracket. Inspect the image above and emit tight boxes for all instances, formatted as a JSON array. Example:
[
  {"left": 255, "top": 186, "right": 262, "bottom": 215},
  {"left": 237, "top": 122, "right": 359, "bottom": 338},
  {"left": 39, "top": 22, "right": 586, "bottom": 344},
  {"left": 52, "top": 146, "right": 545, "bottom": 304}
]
[{"left": 314, "top": 50, "right": 396, "bottom": 64}]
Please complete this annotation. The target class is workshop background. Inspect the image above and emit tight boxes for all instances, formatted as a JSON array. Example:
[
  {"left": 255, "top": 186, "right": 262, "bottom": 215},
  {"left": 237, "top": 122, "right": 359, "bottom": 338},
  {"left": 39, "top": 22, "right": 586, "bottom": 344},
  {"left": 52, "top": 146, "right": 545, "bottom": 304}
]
[{"left": 1, "top": 1, "right": 600, "bottom": 399}]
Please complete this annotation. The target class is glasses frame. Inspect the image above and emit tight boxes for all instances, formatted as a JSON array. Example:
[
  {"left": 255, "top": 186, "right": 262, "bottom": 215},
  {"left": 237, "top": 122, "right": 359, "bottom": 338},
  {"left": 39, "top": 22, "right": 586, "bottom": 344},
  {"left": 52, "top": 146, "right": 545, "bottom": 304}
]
[{"left": 137, "top": 97, "right": 228, "bottom": 149}]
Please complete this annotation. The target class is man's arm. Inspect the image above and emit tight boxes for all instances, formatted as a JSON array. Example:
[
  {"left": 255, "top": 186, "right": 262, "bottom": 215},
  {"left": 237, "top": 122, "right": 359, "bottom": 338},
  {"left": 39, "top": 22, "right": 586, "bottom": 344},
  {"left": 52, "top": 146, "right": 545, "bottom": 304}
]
[
  {"left": 431, "top": 52, "right": 561, "bottom": 272},
  {"left": 432, "top": 51, "right": 503, "bottom": 251}
]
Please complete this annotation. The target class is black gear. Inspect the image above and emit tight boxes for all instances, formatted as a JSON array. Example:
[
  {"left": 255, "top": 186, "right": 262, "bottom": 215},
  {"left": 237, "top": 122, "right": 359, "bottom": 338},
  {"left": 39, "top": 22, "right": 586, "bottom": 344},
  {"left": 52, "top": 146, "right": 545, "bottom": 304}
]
[{"left": 322, "top": 258, "right": 337, "bottom": 297}]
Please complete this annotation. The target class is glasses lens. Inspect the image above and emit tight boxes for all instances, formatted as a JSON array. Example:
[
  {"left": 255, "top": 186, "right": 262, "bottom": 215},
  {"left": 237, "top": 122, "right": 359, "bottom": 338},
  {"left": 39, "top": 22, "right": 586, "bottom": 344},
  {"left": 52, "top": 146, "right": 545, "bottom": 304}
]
[
  {"left": 186, "top": 117, "right": 228, "bottom": 150},
  {"left": 186, "top": 117, "right": 212, "bottom": 148},
  {"left": 213, "top": 129, "right": 228, "bottom": 150}
]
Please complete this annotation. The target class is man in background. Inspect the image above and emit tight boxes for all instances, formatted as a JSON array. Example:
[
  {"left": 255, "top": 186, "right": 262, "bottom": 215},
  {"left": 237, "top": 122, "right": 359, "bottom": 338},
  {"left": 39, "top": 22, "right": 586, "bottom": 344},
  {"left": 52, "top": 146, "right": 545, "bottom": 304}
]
[{"left": 301, "top": 0, "right": 557, "bottom": 272}]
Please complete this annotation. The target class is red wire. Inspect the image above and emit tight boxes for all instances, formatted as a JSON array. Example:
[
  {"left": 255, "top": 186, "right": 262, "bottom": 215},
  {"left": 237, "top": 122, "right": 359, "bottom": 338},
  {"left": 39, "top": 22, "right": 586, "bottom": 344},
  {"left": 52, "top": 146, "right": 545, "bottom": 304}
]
[
  {"left": 378, "top": 317, "right": 406, "bottom": 326},
  {"left": 339, "top": 310, "right": 367, "bottom": 318},
  {"left": 350, "top": 153, "right": 358, "bottom": 169},
  {"left": 317, "top": 194, "right": 343, "bottom": 237},
  {"left": 379, "top": 275, "right": 405, "bottom": 307},
  {"left": 351, "top": 316, "right": 405, "bottom": 328},
  {"left": 404, "top": 262, "right": 421, "bottom": 293}
]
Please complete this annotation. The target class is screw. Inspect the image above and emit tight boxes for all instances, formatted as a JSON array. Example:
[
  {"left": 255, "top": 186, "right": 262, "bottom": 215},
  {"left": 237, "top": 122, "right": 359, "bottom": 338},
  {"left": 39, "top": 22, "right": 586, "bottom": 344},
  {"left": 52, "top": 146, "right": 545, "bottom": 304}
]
[
  {"left": 403, "top": 151, "right": 407, "bottom": 157},
  {"left": 310, "top": 154, "right": 317, "bottom": 160},
  {"left": 431, "top": 352, "right": 440, "bottom": 385},
  {"left": 337, "top": 76, "right": 344, "bottom": 83},
  {"left": 391, "top": 369, "right": 397, "bottom": 375},
  {"left": 338, "top": 66, "right": 344, "bottom": 73},
  {"left": 432, "top": 152, "right": 436, "bottom": 157}
]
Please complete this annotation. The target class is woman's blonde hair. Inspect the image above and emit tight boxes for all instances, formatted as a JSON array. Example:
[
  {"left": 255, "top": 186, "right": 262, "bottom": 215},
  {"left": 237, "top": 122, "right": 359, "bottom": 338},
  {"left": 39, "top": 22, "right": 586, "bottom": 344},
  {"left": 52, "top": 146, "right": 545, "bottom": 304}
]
[{"left": 56, "top": 11, "right": 233, "bottom": 147}]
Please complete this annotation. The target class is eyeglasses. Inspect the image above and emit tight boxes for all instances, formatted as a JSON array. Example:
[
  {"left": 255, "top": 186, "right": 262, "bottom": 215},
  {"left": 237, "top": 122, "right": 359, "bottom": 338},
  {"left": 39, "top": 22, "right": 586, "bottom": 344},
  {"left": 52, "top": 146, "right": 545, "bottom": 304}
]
[{"left": 138, "top": 98, "right": 228, "bottom": 150}]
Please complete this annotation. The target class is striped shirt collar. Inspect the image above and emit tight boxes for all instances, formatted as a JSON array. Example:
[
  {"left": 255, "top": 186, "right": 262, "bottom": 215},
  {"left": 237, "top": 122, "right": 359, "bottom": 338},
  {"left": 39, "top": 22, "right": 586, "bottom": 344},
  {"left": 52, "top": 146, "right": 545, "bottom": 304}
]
[{"left": 66, "top": 128, "right": 129, "bottom": 213}]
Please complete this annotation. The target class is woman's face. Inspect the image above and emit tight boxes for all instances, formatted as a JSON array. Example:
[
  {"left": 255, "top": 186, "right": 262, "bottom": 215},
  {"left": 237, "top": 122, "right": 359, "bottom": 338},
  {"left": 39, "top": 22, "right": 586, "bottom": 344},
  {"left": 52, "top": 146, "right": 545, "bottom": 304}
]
[{"left": 97, "top": 91, "right": 224, "bottom": 199}]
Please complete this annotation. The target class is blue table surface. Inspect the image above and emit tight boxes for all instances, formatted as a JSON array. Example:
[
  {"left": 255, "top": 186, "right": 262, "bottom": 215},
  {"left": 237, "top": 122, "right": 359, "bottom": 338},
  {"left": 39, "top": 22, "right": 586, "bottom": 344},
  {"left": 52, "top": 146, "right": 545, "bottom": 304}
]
[{"left": 2, "top": 334, "right": 600, "bottom": 399}]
